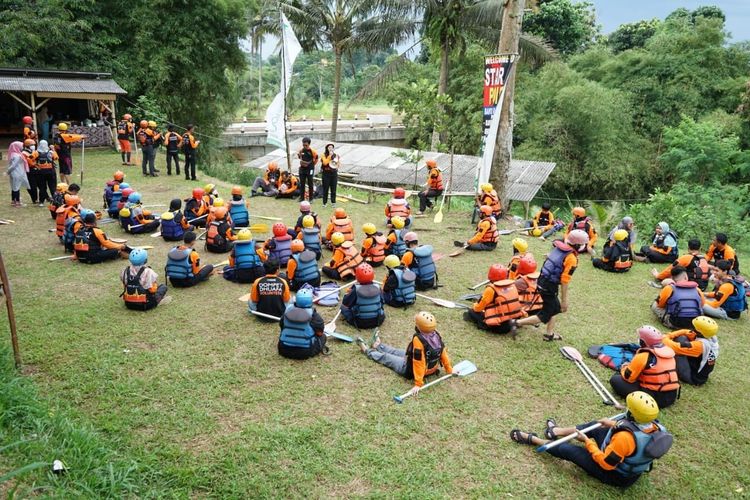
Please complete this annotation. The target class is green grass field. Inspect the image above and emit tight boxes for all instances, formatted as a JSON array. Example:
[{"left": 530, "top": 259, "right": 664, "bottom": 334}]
[{"left": 1, "top": 149, "right": 749, "bottom": 497}]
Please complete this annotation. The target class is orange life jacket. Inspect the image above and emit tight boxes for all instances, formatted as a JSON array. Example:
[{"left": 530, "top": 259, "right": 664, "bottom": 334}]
[
  {"left": 483, "top": 280, "right": 525, "bottom": 326},
  {"left": 387, "top": 198, "right": 410, "bottom": 219},
  {"left": 479, "top": 217, "right": 499, "bottom": 244},
  {"left": 638, "top": 346, "right": 680, "bottom": 392},
  {"left": 335, "top": 241, "right": 364, "bottom": 279},
  {"left": 517, "top": 272, "right": 543, "bottom": 314},
  {"left": 508, "top": 254, "right": 522, "bottom": 279},
  {"left": 428, "top": 168, "right": 443, "bottom": 190},
  {"left": 332, "top": 216, "right": 354, "bottom": 241},
  {"left": 480, "top": 191, "right": 501, "bottom": 214},
  {"left": 365, "top": 234, "right": 387, "bottom": 263},
  {"left": 613, "top": 255, "right": 633, "bottom": 270},
  {"left": 55, "top": 205, "right": 78, "bottom": 237}
]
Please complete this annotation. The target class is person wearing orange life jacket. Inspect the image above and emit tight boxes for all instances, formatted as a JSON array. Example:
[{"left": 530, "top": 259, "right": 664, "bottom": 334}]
[
  {"left": 650, "top": 239, "right": 709, "bottom": 290},
  {"left": 116, "top": 113, "right": 135, "bottom": 165},
  {"left": 21, "top": 138, "right": 44, "bottom": 205},
  {"left": 356, "top": 311, "right": 453, "bottom": 398},
  {"left": 609, "top": 325, "right": 680, "bottom": 408},
  {"left": 381, "top": 254, "right": 417, "bottom": 307},
  {"left": 592, "top": 229, "right": 633, "bottom": 273},
  {"left": 48, "top": 182, "right": 68, "bottom": 218},
  {"left": 385, "top": 187, "right": 412, "bottom": 228},
  {"left": 651, "top": 266, "right": 705, "bottom": 329},
  {"left": 511, "top": 230, "right": 588, "bottom": 342},
  {"left": 476, "top": 183, "right": 502, "bottom": 219},
  {"left": 564, "top": 207, "right": 597, "bottom": 255},
  {"left": 510, "top": 391, "right": 672, "bottom": 488},
  {"left": 513, "top": 254, "right": 544, "bottom": 316},
  {"left": 634, "top": 222, "right": 678, "bottom": 264},
  {"left": 165, "top": 231, "right": 214, "bottom": 287},
  {"left": 293, "top": 200, "right": 321, "bottom": 236},
  {"left": 136, "top": 120, "right": 157, "bottom": 177},
  {"left": 223, "top": 228, "right": 266, "bottom": 284},
  {"left": 55, "top": 193, "right": 81, "bottom": 240},
  {"left": 286, "top": 239, "right": 321, "bottom": 290},
  {"left": 360, "top": 223, "right": 387, "bottom": 267},
  {"left": 74, "top": 211, "right": 128, "bottom": 264},
  {"left": 184, "top": 187, "right": 208, "bottom": 227},
  {"left": 341, "top": 263, "right": 386, "bottom": 329},
  {"left": 121, "top": 248, "right": 169, "bottom": 311},
  {"left": 508, "top": 238, "right": 530, "bottom": 279},
  {"left": 275, "top": 171, "right": 300, "bottom": 199},
  {"left": 182, "top": 124, "right": 200, "bottom": 181},
  {"left": 54, "top": 122, "right": 83, "bottom": 185},
  {"left": 22, "top": 116, "right": 37, "bottom": 144},
  {"left": 401, "top": 231, "right": 438, "bottom": 290},
  {"left": 703, "top": 260, "right": 747, "bottom": 320},
  {"left": 456, "top": 205, "right": 498, "bottom": 251},
  {"left": 465, "top": 264, "right": 526, "bottom": 334},
  {"left": 525, "top": 201, "right": 564, "bottom": 239},
  {"left": 251, "top": 161, "right": 281, "bottom": 197},
  {"left": 296, "top": 214, "right": 323, "bottom": 260},
  {"left": 417, "top": 159, "right": 443, "bottom": 214},
  {"left": 324, "top": 207, "right": 354, "bottom": 250},
  {"left": 322, "top": 232, "right": 364, "bottom": 281},
  {"left": 163, "top": 124, "right": 183, "bottom": 176},
  {"left": 706, "top": 232, "right": 740, "bottom": 274},
  {"left": 662, "top": 316, "right": 719, "bottom": 386},
  {"left": 385, "top": 215, "right": 408, "bottom": 258},
  {"left": 206, "top": 206, "right": 236, "bottom": 253}
]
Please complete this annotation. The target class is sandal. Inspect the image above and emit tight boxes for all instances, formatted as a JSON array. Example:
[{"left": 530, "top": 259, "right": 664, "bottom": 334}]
[
  {"left": 543, "top": 333, "right": 563, "bottom": 342},
  {"left": 355, "top": 337, "right": 369, "bottom": 354},
  {"left": 544, "top": 418, "right": 558, "bottom": 440},
  {"left": 509, "top": 429, "right": 537, "bottom": 446}
]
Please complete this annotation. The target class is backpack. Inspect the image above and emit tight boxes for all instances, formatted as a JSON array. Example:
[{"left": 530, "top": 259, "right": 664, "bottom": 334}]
[
  {"left": 314, "top": 281, "right": 340, "bottom": 307},
  {"left": 588, "top": 343, "right": 639, "bottom": 371}
]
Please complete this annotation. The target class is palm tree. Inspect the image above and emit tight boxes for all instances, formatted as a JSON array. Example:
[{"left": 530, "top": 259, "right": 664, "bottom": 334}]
[{"left": 280, "top": 0, "right": 415, "bottom": 140}]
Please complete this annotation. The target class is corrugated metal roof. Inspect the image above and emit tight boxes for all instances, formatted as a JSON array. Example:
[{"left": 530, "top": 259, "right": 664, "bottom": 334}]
[
  {"left": 243, "top": 140, "right": 556, "bottom": 202},
  {"left": 0, "top": 72, "right": 126, "bottom": 95}
]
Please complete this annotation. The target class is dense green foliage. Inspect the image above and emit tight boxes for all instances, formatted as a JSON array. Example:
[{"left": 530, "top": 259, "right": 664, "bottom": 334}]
[{"left": 523, "top": 0, "right": 599, "bottom": 55}]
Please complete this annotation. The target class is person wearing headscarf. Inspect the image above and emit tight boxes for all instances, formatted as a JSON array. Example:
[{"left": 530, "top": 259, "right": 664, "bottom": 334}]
[
  {"left": 606, "top": 216, "right": 637, "bottom": 249},
  {"left": 6, "top": 141, "right": 30, "bottom": 207},
  {"left": 635, "top": 222, "right": 678, "bottom": 263}
]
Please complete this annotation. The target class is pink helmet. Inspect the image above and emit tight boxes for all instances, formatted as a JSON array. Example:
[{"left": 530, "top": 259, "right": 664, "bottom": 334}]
[
  {"left": 566, "top": 229, "right": 589, "bottom": 247},
  {"left": 299, "top": 200, "right": 311, "bottom": 213},
  {"left": 404, "top": 231, "right": 418, "bottom": 244},
  {"left": 638, "top": 325, "right": 663, "bottom": 347}
]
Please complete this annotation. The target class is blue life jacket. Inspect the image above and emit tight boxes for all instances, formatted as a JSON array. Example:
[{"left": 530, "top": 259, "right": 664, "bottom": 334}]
[
  {"left": 603, "top": 420, "right": 671, "bottom": 477},
  {"left": 293, "top": 250, "right": 320, "bottom": 284},
  {"left": 120, "top": 211, "right": 137, "bottom": 231},
  {"left": 234, "top": 239, "right": 262, "bottom": 269},
  {"left": 539, "top": 240, "right": 574, "bottom": 288},
  {"left": 108, "top": 191, "right": 122, "bottom": 217},
  {"left": 596, "top": 343, "right": 639, "bottom": 370},
  {"left": 722, "top": 280, "right": 747, "bottom": 313},
  {"left": 103, "top": 185, "right": 114, "bottom": 206},
  {"left": 301, "top": 227, "right": 322, "bottom": 254},
  {"left": 63, "top": 217, "right": 78, "bottom": 247},
  {"left": 229, "top": 199, "right": 249, "bottom": 227},
  {"left": 279, "top": 305, "right": 314, "bottom": 348},
  {"left": 269, "top": 236, "right": 292, "bottom": 266},
  {"left": 391, "top": 267, "right": 417, "bottom": 305},
  {"left": 161, "top": 213, "right": 185, "bottom": 240},
  {"left": 389, "top": 229, "right": 406, "bottom": 257},
  {"left": 166, "top": 247, "right": 194, "bottom": 279},
  {"left": 666, "top": 282, "right": 703, "bottom": 319},
  {"left": 353, "top": 283, "right": 384, "bottom": 320},
  {"left": 411, "top": 245, "right": 436, "bottom": 284}
]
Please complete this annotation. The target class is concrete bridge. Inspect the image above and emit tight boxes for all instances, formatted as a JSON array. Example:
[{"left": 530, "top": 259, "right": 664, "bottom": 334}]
[{"left": 222, "top": 119, "right": 406, "bottom": 161}]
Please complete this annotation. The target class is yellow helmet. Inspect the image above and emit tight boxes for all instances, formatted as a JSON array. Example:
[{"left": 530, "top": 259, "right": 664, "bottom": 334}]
[
  {"left": 212, "top": 198, "right": 225, "bottom": 208},
  {"left": 58, "top": 122, "right": 68, "bottom": 131},
  {"left": 362, "top": 223, "right": 377, "bottom": 235},
  {"left": 531, "top": 228, "right": 543, "bottom": 237},
  {"left": 119, "top": 207, "right": 131, "bottom": 218},
  {"left": 614, "top": 229, "right": 628, "bottom": 242},
  {"left": 237, "top": 229, "right": 253, "bottom": 241},
  {"left": 204, "top": 183, "right": 216, "bottom": 193},
  {"left": 302, "top": 215, "right": 315, "bottom": 228},
  {"left": 160, "top": 211, "right": 174, "bottom": 221},
  {"left": 481, "top": 183, "right": 493, "bottom": 193},
  {"left": 384, "top": 255, "right": 401, "bottom": 269},
  {"left": 512, "top": 238, "right": 528, "bottom": 253},
  {"left": 626, "top": 391, "right": 659, "bottom": 424},
  {"left": 391, "top": 216, "right": 405, "bottom": 229},
  {"left": 692, "top": 316, "right": 718, "bottom": 338},
  {"left": 331, "top": 232, "right": 345, "bottom": 246},
  {"left": 148, "top": 120, "right": 157, "bottom": 128}
]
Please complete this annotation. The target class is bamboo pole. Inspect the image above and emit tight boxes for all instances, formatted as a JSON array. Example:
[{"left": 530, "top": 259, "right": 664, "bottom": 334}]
[{"left": 0, "top": 251, "right": 21, "bottom": 369}]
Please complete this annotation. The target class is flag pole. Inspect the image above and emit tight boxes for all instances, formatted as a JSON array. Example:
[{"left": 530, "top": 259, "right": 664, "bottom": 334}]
[{"left": 281, "top": 14, "right": 292, "bottom": 171}]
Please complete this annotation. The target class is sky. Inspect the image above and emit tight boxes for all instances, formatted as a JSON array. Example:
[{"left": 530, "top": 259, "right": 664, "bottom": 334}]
[{"left": 588, "top": 0, "right": 750, "bottom": 42}]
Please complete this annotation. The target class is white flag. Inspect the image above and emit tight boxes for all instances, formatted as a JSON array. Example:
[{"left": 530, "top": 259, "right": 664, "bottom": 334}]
[{"left": 265, "top": 13, "right": 302, "bottom": 148}]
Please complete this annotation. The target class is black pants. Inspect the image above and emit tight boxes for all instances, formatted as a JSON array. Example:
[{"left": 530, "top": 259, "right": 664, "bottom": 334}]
[
  {"left": 278, "top": 335, "right": 327, "bottom": 360},
  {"left": 592, "top": 258, "right": 622, "bottom": 272},
  {"left": 78, "top": 248, "right": 121, "bottom": 264},
  {"left": 637, "top": 246, "right": 675, "bottom": 264},
  {"left": 38, "top": 169, "right": 56, "bottom": 203},
  {"left": 26, "top": 170, "right": 43, "bottom": 203},
  {"left": 322, "top": 170, "right": 338, "bottom": 204},
  {"left": 322, "top": 266, "right": 343, "bottom": 280},
  {"left": 166, "top": 151, "right": 180, "bottom": 175},
  {"left": 11, "top": 190, "right": 20, "bottom": 202},
  {"left": 418, "top": 188, "right": 443, "bottom": 212},
  {"left": 609, "top": 373, "right": 679, "bottom": 408},
  {"left": 125, "top": 285, "right": 168, "bottom": 311},
  {"left": 169, "top": 265, "right": 214, "bottom": 287},
  {"left": 141, "top": 145, "right": 155, "bottom": 175},
  {"left": 463, "top": 309, "right": 512, "bottom": 333},
  {"left": 467, "top": 242, "right": 497, "bottom": 251},
  {"left": 184, "top": 152, "right": 197, "bottom": 180},
  {"left": 291, "top": 276, "right": 321, "bottom": 292},
  {"left": 297, "top": 167, "right": 314, "bottom": 201},
  {"left": 546, "top": 423, "right": 640, "bottom": 488},
  {"left": 222, "top": 265, "right": 265, "bottom": 284}
]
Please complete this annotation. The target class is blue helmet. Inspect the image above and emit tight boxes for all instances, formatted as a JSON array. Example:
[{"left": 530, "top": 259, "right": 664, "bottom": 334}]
[
  {"left": 129, "top": 248, "right": 147, "bottom": 266},
  {"left": 79, "top": 208, "right": 94, "bottom": 219},
  {"left": 295, "top": 288, "right": 313, "bottom": 308},
  {"left": 119, "top": 182, "right": 130, "bottom": 190},
  {"left": 128, "top": 192, "right": 142, "bottom": 204}
]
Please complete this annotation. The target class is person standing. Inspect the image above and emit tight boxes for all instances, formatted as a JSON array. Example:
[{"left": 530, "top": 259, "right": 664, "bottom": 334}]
[
  {"left": 53, "top": 123, "right": 74, "bottom": 185},
  {"left": 163, "top": 124, "right": 183, "bottom": 176},
  {"left": 22, "top": 116, "right": 37, "bottom": 144},
  {"left": 182, "top": 124, "right": 200, "bottom": 181},
  {"left": 296, "top": 137, "right": 318, "bottom": 202},
  {"left": 116, "top": 114, "right": 134, "bottom": 165},
  {"left": 137, "top": 120, "right": 156, "bottom": 176},
  {"left": 33, "top": 140, "right": 58, "bottom": 205},
  {"left": 6, "top": 142, "right": 30, "bottom": 207},
  {"left": 320, "top": 142, "right": 339, "bottom": 207}
]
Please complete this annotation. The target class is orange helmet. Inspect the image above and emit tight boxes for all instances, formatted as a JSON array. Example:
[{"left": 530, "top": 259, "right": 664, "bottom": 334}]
[
  {"left": 23, "top": 139, "right": 35, "bottom": 147},
  {"left": 334, "top": 208, "right": 347, "bottom": 219},
  {"left": 65, "top": 194, "right": 80, "bottom": 206},
  {"left": 488, "top": 264, "right": 509, "bottom": 282},
  {"left": 425, "top": 159, "right": 437, "bottom": 168},
  {"left": 479, "top": 205, "right": 493, "bottom": 217},
  {"left": 139, "top": 120, "right": 148, "bottom": 128},
  {"left": 273, "top": 222, "right": 287, "bottom": 237},
  {"left": 415, "top": 311, "right": 437, "bottom": 333},
  {"left": 192, "top": 187, "right": 205, "bottom": 200},
  {"left": 123, "top": 113, "right": 132, "bottom": 120},
  {"left": 517, "top": 254, "right": 537, "bottom": 275},
  {"left": 394, "top": 187, "right": 405, "bottom": 198},
  {"left": 572, "top": 206, "right": 586, "bottom": 217},
  {"left": 113, "top": 170, "right": 125, "bottom": 181},
  {"left": 213, "top": 207, "right": 228, "bottom": 219},
  {"left": 355, "top": 263, "right": 375, "bottom": 284},
  {"left": 231, "top": 185, "right": 243, "bottom": 196},
  {"left": 291, "top": 239, "right": 305, "bottom": 253},
  {"left": 268, "top": 161, "right": 278, "bottom": 171}
]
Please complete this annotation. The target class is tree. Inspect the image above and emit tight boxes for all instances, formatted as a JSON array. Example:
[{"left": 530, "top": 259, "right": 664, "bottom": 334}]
[
  {"left": 522, "top": 0, "right": 599, "bottom": 55},
  {"left": 282, "top": 0, "right": 414, "bottom": 140},
  {"left": 607, "top": 19, "right": 660, "bottom": 53}
]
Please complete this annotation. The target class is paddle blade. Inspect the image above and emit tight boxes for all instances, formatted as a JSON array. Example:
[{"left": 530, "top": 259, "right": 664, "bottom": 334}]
[
  {"left": 393, "top": 395, "right": 404, "bottom": 404},
  {"left": 238, "top": 293, "right": 251, "bottom": 302},
  {"left": 327, "top": 331, "right": 354, "bottom": 343},
  {"left": 453, "top": 360, "right": 477, "bottom": 377},
  {"left": 249, "top": 224, "right": 268, "bottom": 232},
  {"left": 560, "top": 346, "right": 583, "bottom": 362},
  {"left": 449, "top": 248, "right": 465, "bottom": 257},
  {"left": 433, "top": 209, "right": 443, "bottom": 224},
  {"left": 150, "top": 232, "right": 162, "bottom": 238}
]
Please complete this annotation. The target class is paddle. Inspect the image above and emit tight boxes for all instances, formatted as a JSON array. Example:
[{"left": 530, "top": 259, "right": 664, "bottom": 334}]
[
  {"left": 536, "top": 413, "right": 627, "bottom": 453},
  {"left": 0, "top": 219, "right": 15, "bottom": 225},
  {"left": 128, "top": 218, "right": 160, "bottom": 231},
  {"left": 433, "top": 166, "right": 451, "bottom": 224},
  {"left": 393, "top": 360, "right": 477, "bottom": 403},
  {"left": 249, "top": 309, "right": 353, "bottom": 342},
  {"left": 109, "top": 238, "right": 128, "bottom": 244},
  {"left": 48, "top": 255, "right": 74, "bottom": 261},
  {"left": 313, "top": 281, "right": 355, "bottom": 304},
  {"left": 250, "top": 215, "right": 283, "bottom": 221},
  {"left": 415, "top": 292, "right": 469, "bottom": 309},
  {"left": 560, "top": 346, "right": 623, "bottom": 408},
  {"left": 498, "top": 228, "right": 532, "bottom": 236},
  {"left": 449, "top": 243, "right": 468, "bottom": 257},
  {"left": 469, "top": 279, "right": 490, "bottom": 290},
  {"left": 324, "top": 309, "right": 342, "bottom": 333},
  {"left": 340, "top": 194, "right": 367, "bottom": 204}
]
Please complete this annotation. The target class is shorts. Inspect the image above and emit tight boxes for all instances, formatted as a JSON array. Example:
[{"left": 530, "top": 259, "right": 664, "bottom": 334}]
[
  {"left": 60, "top": 156, "right": 72, "bottom": 175},
  {"left": 118, "top": 139, "right": 132, "bottom": 153},
  {"left": 536, "top": 290, "right": 561, "bottom": 323}
]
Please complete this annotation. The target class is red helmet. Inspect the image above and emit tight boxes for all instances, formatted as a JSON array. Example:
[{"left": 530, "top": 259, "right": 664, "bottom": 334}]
[
  {"left": 394, "top": 187, "right": 405, "bottom": 198},
  {"left": 355, "top": 263, "right": 375, "bottom": 284},
  {"left": 113, "top": 170, "right": 125, "bottom": 181},
  {"left": 488, "top": 264, "right": 509, "bottom": 282},
  {"left": 121, "top": 188, "right": 134, "bottom": 198},
  {"left": 426, "top": 159, "right": 437, "bottom": 168},
  {"left": 479, "top": 205, "right": 493, "bottom": 217},
  {"left": 139, "top": 119, "right": 148, "bottom": 128},
  {"left": 638, "top": 325, "right": 663, "bottom": 347},
  {"left": 192, "top": 187, "right": 205, "bottom": 200},
  {"left": 22, "top": 116, "right": 32, "bottom": 125},
  {"left": 517, "top": 254, "right": 537, "bottom": 275},
  {"left": 273, "top": 222, "right": 288, "bottom": 237}
]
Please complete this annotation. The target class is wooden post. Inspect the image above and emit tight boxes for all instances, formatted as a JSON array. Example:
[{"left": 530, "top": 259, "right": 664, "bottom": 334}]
[
  {"left": 447, "top": 147, "right": 454, "bottom": 210},
  {"left": 30, "top": 92, "right": 38, "bottom": 135},
  {"left": 0, "top": 251, "right": 21, "bottom": 369},
  {"left": 110, "top": 99, "right": 118, "bottom": 147}
]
